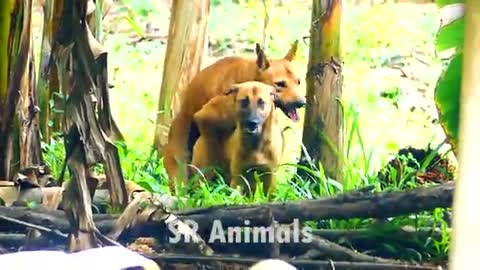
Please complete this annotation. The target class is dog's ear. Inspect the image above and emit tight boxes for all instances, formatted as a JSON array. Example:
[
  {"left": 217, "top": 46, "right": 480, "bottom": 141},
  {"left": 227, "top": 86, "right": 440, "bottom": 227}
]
[
  {"left": 255, "top": 43, "right": 270, "bottom": 70},
  {"left": 284, "top": 40, "right": 298, "bottom": 61},
  {"left": 224, "top": 85, "right": 239, "bottom": 96}
]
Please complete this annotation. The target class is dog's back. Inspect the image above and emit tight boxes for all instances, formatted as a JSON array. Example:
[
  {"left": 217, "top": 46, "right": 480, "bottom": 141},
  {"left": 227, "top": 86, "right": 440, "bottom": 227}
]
[{"left": 179, "top": 56, "right": 257, "bottom": 116}]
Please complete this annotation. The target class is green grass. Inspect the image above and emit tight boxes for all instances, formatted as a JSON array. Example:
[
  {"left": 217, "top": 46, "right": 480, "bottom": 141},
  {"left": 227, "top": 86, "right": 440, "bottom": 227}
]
[{"left": 31, "top": 0, "right": 452, "bottom": 263}]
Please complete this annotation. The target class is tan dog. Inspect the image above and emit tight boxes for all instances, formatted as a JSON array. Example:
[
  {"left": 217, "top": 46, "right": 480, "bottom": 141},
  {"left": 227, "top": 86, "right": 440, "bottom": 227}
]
[
  {"left": 192, "top": 81, "right": 284, "bottom": 197},
  {"left": 163, "top": 41, "right": 305, "bottom": 193}
]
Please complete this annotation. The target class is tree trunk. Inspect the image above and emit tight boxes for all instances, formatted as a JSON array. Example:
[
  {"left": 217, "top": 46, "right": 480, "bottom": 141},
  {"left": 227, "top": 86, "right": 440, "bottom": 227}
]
[
  {"left": 86, "top": 0, "right": 125, "bottom": 143},
  {"left": 0, "top": 0, "right": 42, "bottom": 180},
  {"left": 37, "top": 0, "right": 120, "bottom": 144},
  {"left": 51, "top": 0, "right": 128, "bottom": 250},
  {"left": 0, "top": 0, "right": 16, "bottom": 180},
  {"left": 449, "top": 1, "right": 480, "bottom": 269},
  {"left": 153, "top": 0, "right": 210, "bottom": 156},
  {"left": 301, "top": 0, "right": 344, "bottom": 182},
  {"left": 17, "top": 0, "right": 43, "bottom": 169},
  {"left": 0, "top": 2, "right": 11, "bottom": 116}
]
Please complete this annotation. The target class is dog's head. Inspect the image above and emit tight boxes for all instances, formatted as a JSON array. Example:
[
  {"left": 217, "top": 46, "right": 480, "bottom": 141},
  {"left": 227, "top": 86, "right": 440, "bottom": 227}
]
[
  {"left": 254, "top": 41, "right": 306, "bottom": 123},
  {"left": 224, "top": 81, "right": 278, "bottom": 136}
]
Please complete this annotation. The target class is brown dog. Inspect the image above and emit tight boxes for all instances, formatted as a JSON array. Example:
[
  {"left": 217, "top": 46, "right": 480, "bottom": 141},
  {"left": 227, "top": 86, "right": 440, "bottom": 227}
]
[
  {"left": 192, "top": 81, "right": 284, "bottom": 197},
  {"left": 163, "top": 41, "right": 305, "bottom": 193}
]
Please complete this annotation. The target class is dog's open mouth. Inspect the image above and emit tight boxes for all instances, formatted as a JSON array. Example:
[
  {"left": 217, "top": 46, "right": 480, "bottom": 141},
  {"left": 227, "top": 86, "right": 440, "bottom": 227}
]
[
  {"left": 286, "top": 108, "right": 300, "bottom": 122},
  {"left": 276, "top": 100, "right": 306, "bottom": 123}
]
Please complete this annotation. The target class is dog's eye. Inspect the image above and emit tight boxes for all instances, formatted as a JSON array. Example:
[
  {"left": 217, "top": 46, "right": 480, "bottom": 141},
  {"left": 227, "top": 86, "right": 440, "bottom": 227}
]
[
  {"left": 257, "top": 98, "right": 266, "bottom": 109},
  {"left": 296, "top": 78, "right": 301, "bottom": 85},
  {"left": 274, "top": 81, "right": 286, "bottom": 90},
  {"left": 240, "top": 98, "right": 249, "bottom": 108}
]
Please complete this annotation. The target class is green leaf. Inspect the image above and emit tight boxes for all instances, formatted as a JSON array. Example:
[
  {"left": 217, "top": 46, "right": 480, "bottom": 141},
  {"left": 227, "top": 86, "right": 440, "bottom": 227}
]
[
  {"left": 436, "top": 16, "right": 464, "bottom": 52},
  {"left": 435, "top": 0, "right": 464, "bottom": 8},
  {"left": 433, "top": 0, "right": 465, "bottom": 157},
  {"left": 134, "top": 180, "right": 154, "bottom": 192},
  {"left": 434, "top": 51, "right": 463, "bottom": 151}
]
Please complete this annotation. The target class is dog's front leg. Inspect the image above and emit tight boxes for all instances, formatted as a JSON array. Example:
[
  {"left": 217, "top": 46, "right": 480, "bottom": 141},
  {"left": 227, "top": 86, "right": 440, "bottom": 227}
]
[
  {"left": 228, "top": 157, "right": 245, "bottom": 194},
  {"left": 261, "top": 171, "right": 277, "bottom": 200},
  {"left": 191, "top": 136, "right": 217, "bottom": 182}
]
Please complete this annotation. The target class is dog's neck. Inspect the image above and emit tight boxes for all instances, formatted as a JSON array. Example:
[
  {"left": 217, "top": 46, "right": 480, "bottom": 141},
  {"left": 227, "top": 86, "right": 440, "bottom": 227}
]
[{"left": 239, "top": 108, "right": 277, "bottom": 151}]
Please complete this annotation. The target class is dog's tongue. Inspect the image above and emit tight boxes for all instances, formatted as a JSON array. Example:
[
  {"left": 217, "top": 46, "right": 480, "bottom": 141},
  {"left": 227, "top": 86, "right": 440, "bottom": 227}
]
[{"left": 288, "top": 110, "right": 299, "bottom": 122}]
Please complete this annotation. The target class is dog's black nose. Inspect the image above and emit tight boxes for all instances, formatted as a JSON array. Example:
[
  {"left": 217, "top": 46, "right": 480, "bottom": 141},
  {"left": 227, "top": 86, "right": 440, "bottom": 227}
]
[
  {"left": 245, "top": 119, "right": 260, "bottom": 130},
  {"left": 292, "top": 98, "right": 307, "bottom": 108}
]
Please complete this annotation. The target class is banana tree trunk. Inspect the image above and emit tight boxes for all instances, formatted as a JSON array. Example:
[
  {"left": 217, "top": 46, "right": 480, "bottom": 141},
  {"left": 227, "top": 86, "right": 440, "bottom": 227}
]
[
  {"left": 301, "top": 0, "right": 344, "bottom": 182},
  {"left": 0, "top": 0, "right": 42, "bottom": 180},
  {"left": 0, "top": 0, "right": 15, "bottom": 180},
  {"left": 52, "top": 0, "right": 128, "bottom": 250},
  {"left": 37, "top": 0, "right": 121, "bottom": 144},
  {"left": 0, "top": 2, "right": 11, "bottom": 104}
]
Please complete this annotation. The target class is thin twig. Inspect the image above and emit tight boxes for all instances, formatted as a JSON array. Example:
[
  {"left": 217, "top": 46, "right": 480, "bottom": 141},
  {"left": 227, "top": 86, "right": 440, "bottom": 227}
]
[
  {"left": 306, "top": 234, "right": 396, "bottom": 263},
  {"left": 0, "top": 214, "right": 67, "bottom": 239}
]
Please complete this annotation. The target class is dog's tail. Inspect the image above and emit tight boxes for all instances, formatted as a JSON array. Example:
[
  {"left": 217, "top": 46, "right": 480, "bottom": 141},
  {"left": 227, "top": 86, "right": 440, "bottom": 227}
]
[{"left": 163, "top": 112, "right": 193, "bottom": 192}]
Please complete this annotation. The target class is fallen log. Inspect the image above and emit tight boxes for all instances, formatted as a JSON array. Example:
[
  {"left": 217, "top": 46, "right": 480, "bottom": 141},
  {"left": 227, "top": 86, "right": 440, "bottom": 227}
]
[
  {"left": 305, "top": 234, "right": 393, "bottom": 262},
  {"left": 0, "top": 233, "right": 50, "bottom": 247},
  {"left": 0, "top": 182, "right": 453, "bottom": 235},
  {"left": 169, "top": 181, "right": 453, "bottom": 226},
  {"left": 0, "top": 205, "right": 72, "bottom": 232},
  {"left": 310, "top": 226, "right": 446, "bottom": 242},
  {"left": 0, "top": 183, "right": 453, "bottom": 266},
  {"left": 0, "top": 186, "right": 177, "bottom": 212},
  {"left": 310, "top": 226, "right": 448, "bottom": 251},
  {"left": 192, "top": 225, "right": 448, "bottom": 260},
  {"left": 0, "top": 214, "right": 67, "bottom": 239}
]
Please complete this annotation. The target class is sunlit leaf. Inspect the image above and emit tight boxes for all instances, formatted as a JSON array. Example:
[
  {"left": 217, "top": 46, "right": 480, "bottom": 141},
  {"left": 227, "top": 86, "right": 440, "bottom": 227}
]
[
  {"left": 435, "top": 16, "right": 464, "bottom": 52},
  {"left": 435, "top": 0, "right": 464, "bottom": 8},
  {"left": 433, "top": 0, "right": 464, "bottom": 155},
  {"left": 434, "top": 51, "right": 462, "bottom": 151},
  {"left": 439, "top": 3, "right": 464, "bottom": 27}
]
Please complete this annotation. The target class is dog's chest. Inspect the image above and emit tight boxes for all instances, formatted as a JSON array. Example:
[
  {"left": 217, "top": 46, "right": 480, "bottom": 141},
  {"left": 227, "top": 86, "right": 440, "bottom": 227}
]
[
  {"left": 244, "top": 152, "right": 271, "bottom": 166},
  {"left": 241, "top": 143, "right": 277, "bottom": 166}
]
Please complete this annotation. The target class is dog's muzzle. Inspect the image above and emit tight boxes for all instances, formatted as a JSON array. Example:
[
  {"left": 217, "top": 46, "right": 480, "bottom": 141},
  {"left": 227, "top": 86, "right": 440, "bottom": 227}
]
[
  {"left": 275, "top": 97, "right": 306, "bottom": 122},
  {"left": 242, "top": 119, "right": 261, "bottom": 134}
]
